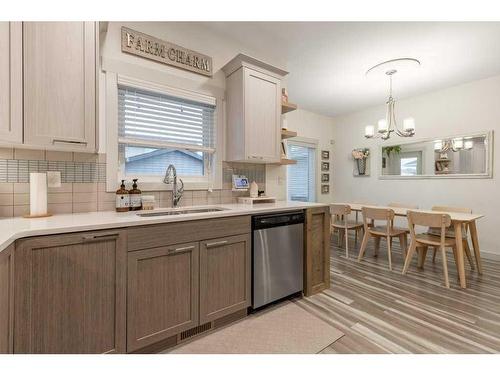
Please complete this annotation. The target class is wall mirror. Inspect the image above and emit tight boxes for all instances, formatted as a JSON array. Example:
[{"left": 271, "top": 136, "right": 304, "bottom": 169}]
[{"left": 379, "top": 131, "right": 493, "bottom": 179}]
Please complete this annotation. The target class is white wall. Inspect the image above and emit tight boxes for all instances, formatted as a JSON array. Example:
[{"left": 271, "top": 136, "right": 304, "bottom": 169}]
[
  {"left": 266, "top": 108, "right": 336, "bottom": 203},
  {"left": 332, "top": 75, "right": 500, "bottom": 258}
]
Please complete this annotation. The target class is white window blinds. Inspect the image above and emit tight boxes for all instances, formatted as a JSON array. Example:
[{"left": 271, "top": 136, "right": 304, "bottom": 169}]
[
  {"left": 287, "top": 142, "right": 316, "bottom": 202},
  {"left": 118, "top": 85, "right": 216, "bottom": 153}
]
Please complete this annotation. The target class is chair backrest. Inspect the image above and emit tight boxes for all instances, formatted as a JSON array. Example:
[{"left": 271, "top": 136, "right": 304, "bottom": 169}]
[
  {"left": 407, "top": 210, "right": 452, "bottom": 245},
  {"left": 408, "top": 211, "right": 452, "bottom": 228},
  {"left": 330, "top": 204, "right": 351, "bottom": 216},
  {"left": 388, "top": 202, "right": 419, "bottom": 209},
  {"left": 362, "top": 207, "right": 395, "bottom": 233},
  {"left": 431, "top": 205, "right": 472, "bottom": 214},
  {"left": 362, "top": 206, "right": 395, "bottom": 221}
]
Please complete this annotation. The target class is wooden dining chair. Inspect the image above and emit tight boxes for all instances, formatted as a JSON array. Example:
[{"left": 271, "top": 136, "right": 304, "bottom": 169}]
[
  {"left": 352, "top": 201, "right": 375, "bottom": 226},
  {"left": 330, "top": 204, "right": 364, "bottom": 258},
  {"left": 357, "top": 207, "right": 408, "bottom": 270},
  {"left": 403, "top": 211, "right": 456, "bottom": 288},
  {"left": 430, "top": 206, "right": 475, "bottom": 270},
  {"left": 387, "top": 202, "right": 418, "bottom": 255}
]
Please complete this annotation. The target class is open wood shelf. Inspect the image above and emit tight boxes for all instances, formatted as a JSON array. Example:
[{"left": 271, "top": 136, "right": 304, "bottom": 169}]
[
  {"left": 281, "top": 129, "right": 297, "bottom": 139},
  {"left": 271, "top": 158, "right": 297, "bottom": 165},
  {"left": 281, "top": 101, "right": 297, "bottom": 114}
]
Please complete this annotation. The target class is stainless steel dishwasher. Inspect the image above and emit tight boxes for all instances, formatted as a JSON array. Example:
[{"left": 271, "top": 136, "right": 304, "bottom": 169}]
[{"left": 252, "top": 211, "right": 304, "bottom": 309}]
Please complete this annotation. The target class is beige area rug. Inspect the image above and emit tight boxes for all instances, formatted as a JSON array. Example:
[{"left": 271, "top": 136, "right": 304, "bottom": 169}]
[{"left": 167, "top": 301, "right": 344, "bottom": 354}]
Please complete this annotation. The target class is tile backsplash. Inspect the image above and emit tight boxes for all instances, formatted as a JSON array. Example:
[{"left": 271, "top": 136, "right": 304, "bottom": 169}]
[
  {"left": 0, "top": 148, "right": 266, "bottom": 217},
  {"left": 0, "top": 158, "right": 106, "bottom": 183}
]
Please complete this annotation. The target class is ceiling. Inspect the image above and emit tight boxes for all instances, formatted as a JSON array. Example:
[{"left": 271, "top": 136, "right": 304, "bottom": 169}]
[{"left": 200, "top": 22, "right": 500, "bottom": 117}]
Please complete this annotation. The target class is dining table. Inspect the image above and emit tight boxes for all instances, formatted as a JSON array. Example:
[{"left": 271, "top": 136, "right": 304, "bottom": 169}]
[{"left": 337, "top": 203, "right": 484, "bottom": 288}]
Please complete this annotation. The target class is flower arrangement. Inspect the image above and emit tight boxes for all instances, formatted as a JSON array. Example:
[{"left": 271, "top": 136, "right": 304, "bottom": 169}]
[
  {"left": 352, "top": 148, "right": 370, "bottom": 160},
  {"left": 352, "top": 148, "right": 370, "bottom": 176}
]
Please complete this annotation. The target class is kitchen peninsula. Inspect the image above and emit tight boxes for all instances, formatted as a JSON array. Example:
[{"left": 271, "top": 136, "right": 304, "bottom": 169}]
[{"left": 0, "top": 202, "right": 330, "bottom": 354}]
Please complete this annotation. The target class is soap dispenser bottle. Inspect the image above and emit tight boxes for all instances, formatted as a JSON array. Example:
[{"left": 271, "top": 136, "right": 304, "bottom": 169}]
[
  {"left": 129, "top": 178, "right": 142, "bottom": 211},
  {"left": 115, "top": 180, "right": 129, "bottom": 212}
]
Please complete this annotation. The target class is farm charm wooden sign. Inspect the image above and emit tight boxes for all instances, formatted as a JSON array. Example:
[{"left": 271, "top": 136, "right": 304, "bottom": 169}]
[{"left": 121, "top": 27, "right": 213, "bottom": 77}]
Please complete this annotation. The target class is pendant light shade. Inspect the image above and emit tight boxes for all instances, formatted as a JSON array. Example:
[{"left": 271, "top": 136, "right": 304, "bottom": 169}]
[{"left": 364, "top": 58, "right": 419, "bottom": 140}]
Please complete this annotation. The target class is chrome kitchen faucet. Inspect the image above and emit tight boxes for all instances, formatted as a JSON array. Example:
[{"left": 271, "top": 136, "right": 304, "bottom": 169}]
[{"left": 163, "top": 164, "right": 184, "bottom": 208}]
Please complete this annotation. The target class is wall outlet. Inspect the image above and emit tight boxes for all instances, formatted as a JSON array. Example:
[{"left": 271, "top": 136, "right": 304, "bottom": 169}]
[{"left": 47, "top": 171, "right": 62, "bottom": 188}]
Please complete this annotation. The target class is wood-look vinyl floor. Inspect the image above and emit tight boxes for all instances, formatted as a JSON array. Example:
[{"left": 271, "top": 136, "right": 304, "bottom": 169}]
[{"left": 298, "top": 233, "right": 500, "bottom": 354}]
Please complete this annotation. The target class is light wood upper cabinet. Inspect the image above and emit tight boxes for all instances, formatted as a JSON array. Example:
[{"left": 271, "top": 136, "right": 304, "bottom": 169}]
[
  {"left": 23, "top": 22, "right": 97, "bottom": 152},
  {"left": 126, "top": 243, "right": 199, "bottom": 352},
  {"left": 0, "top": 22, "right": 22, "bottom": 145},
  {"left": 199, "top": 234, "right": 251, "bottom": 324},
  {"left": 14, "top": 230, "right": 126, "bottom": 354},
  {"left": 223, "top": 54, "right": 287, "bottom": 163}
]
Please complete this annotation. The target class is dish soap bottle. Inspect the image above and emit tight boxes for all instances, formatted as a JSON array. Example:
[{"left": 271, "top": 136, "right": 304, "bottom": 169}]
[
  {"left": 115, "top": 180, "right": 129, "bottom": 212},
  {"left": 129, "top": 178, "right": 142, "bottom": 211}
]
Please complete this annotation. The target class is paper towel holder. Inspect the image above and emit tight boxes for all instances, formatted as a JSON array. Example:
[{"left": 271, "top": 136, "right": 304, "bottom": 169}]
[
  {"left": 23, "top": 213, "right": 53, "bottom": 219},
  {"left": 24, "top": 172, "right": 53, "bottom": 219}
]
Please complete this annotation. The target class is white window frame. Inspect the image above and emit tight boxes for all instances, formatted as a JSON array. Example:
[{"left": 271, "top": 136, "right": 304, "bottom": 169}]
[
  {"left": 286, "top": 137, "right": 319, "bottom": 203},
  {"left": 105, "top": 72, "right": 224, "bottom": 192}
]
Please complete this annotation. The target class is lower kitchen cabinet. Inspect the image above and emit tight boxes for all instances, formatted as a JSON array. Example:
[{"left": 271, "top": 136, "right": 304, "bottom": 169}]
[
  {"left": 0, "top": 210, "right": 328, "bottom": 353},
  {"left": 126, "top": 243, "right": 200, "bottom": 352},
  {"left": 304, "top": 206, "right": 331, "bottom": 296},
  {"left": 0, "top": 244, "right": 14, "bottom": 354},
  {"left": 199, "top": 234, "right": 251, "bottom": 324},
  {"left": 13, "top": 231, "right": 127, "bottom": 354}
]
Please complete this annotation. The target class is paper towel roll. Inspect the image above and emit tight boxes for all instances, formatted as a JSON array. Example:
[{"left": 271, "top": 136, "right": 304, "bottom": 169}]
[{"left": 30, "top": 173, "right": 48, "bottom": 216}]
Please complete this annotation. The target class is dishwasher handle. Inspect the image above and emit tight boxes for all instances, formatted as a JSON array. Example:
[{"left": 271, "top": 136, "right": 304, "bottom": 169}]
[{"left": 252, "top": 211, "right": 304, "bottom": 230}]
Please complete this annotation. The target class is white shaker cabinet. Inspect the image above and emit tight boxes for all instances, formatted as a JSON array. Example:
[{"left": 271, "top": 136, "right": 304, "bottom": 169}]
[
  {"left": 0, "top": 22, "right": 23, "bottom": 145},
  {"left": 223, "top": 54, "right": 287, "bottom": 163},
  {"left": 23, "top": 22, "right": 97, "bottom": 152}
]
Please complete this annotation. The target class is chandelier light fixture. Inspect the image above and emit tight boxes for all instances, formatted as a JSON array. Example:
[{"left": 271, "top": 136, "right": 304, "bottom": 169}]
[
  {"left": 434, "top": 138, "right": 473, "bottom": 153},
  {"left": 364, "top": 58, "right": 420, "bottom": 140}
]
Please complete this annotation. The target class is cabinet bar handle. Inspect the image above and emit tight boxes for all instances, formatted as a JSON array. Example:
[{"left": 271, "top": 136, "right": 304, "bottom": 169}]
[
  {"left": 53, "top": 139, "right": 88, "bottom": 145},
  {"left": 170, "top": 245, "right": 195, "bottom": 253},
  {"left": 82, "top": 233, "right": 119, "bottom": 242},
  {"left": 206, "top": 240, "right": 228, "bottom": 248}
]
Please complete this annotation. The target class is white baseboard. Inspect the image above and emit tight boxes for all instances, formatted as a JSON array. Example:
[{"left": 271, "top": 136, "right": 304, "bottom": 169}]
[{"left": 479, "top": 251, "right": 500, "bottom": 261}]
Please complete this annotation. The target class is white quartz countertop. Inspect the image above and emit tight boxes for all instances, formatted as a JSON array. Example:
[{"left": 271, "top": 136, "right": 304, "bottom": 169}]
[{"left": 0, "top": 201, "right": 327, "bottom": 253}]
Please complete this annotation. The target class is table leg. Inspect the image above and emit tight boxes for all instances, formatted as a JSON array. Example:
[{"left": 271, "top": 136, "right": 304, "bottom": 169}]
[
  {"left": 417, "top": 246, "right": 428, "bottom": 269},
  {"left": 469, "top": 220, "right": 483, "bottom": 275},
  {"left": 454, "top": 222, "right": 466, "bottom": 288}
]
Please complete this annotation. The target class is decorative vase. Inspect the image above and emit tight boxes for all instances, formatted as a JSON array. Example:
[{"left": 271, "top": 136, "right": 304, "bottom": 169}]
[{"left": 356, "top": 159, "right": 366, "bottom": 175}]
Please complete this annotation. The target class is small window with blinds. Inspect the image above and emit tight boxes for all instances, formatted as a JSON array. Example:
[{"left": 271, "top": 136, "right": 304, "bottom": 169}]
[
  {"left": 117, "top": 85, "right": 216, "bottom": 178},
  {"left": 287, "top": 142, "right": 317, "bottom": 202}
]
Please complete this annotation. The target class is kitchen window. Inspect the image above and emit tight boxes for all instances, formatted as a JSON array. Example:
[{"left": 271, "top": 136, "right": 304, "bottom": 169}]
[
  {"left": 400, "top": 157, "right": 418, "bottom": 176},
  {"left": 398, "top": 151, "right": 422, "bottom": 176},
  {"left": 115, "top": 80, "right": 218, "bottom": 189},
  {"left": 287, "top": 140, "right": 317, "bottom": 202}
]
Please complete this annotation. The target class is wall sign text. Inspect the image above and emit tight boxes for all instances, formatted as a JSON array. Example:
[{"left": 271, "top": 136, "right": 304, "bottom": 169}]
[{"left": 121, "top": 27, "right": 213, "bottom": 77}]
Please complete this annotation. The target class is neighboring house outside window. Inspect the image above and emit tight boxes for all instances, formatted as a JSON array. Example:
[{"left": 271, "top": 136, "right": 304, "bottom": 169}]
[{"left": 123, "top": 147, "right": 204, "bottom": 176}]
